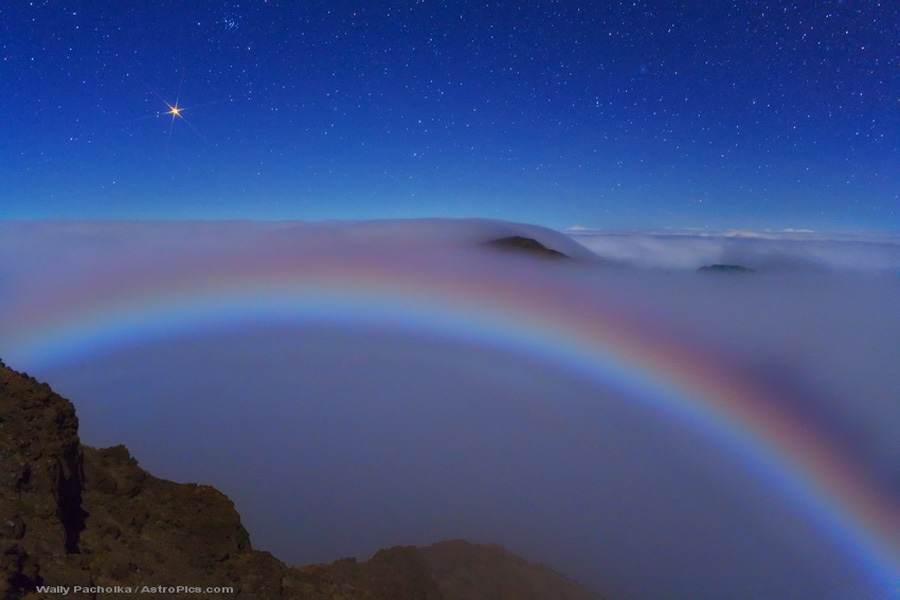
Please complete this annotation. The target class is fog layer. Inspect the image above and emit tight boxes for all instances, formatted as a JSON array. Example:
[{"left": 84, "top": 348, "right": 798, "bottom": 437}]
[{"left": 0, "top": 219, "right": 898, "bottom": 600}]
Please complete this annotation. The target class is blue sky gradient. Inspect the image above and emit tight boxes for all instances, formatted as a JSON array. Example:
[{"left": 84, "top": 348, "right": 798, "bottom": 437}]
[{"left": 3, "top": 1, "right": 898, "bottom": 228}]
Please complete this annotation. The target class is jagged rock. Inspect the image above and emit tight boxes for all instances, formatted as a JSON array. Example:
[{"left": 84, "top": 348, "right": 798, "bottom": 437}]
[
  {"left": 0, "top": 359, "right": 288, "bottom": 599},
  {"left": 0, "top": 360, "right": 85, "bottom": 598},
  {"left": 0, "top": 360, "right": 604, "bottom": 600}
]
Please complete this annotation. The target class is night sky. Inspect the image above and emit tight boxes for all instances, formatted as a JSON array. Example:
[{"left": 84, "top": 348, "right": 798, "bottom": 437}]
[{"left": 3, "top": 1, "right": 899, "bottom": 230}]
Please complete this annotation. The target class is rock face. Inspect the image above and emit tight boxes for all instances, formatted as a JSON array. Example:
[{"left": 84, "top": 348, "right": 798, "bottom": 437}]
[
  {"left": 0, "top": 360, "right": 604, "bottom": 600},
  {"left": 0, "top": 360, "right": 85, "bottom": 597},
  {"left": 483, "top": 236, "right": 570, "bottom": 259}
]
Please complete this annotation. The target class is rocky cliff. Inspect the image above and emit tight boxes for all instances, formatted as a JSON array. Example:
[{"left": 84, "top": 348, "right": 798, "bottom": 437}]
[{"left": 0, "top": 360, "right": 603, "bottom": 600}]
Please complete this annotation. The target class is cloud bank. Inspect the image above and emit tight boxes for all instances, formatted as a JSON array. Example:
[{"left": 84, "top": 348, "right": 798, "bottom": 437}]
[{"left": 565, "top": 227, "right": 900, "bottom": 271}]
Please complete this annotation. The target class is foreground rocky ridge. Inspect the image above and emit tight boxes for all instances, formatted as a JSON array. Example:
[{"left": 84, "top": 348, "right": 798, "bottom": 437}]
[{"left": 0, "top": 360, "right": 603, "bottom": 600}]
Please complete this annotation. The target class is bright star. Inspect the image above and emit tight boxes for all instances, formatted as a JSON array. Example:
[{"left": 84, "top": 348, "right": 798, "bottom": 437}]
[{"left": 137, "top": 71, "right": 221, "bottom": 153}]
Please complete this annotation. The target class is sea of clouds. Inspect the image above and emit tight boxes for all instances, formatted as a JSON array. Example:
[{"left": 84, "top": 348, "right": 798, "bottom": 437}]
[
  {"left": 0, "top": 219, "right": 898, "bottom": 600},
  {"left": 565, "top": 225, "right": 900, "bottom": 272}
]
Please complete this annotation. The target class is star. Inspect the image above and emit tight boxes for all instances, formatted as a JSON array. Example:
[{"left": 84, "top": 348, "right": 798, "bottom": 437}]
[{"left": 157, "top": 96, "right": 209, "bottom": 153}]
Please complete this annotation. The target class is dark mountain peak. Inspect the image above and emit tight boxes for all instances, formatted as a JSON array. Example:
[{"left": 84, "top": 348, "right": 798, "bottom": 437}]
[
  {"left": 697, "top": 264, "right": 756, "bottom": 273},
  {"left": 483, "top": 236, "right": 570, "bottom": 259}
]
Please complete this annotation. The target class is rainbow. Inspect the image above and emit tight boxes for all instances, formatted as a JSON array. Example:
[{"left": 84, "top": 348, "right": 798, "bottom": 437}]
[{"left": 3, "top": 240, "right": 899, "bottom": 595}]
